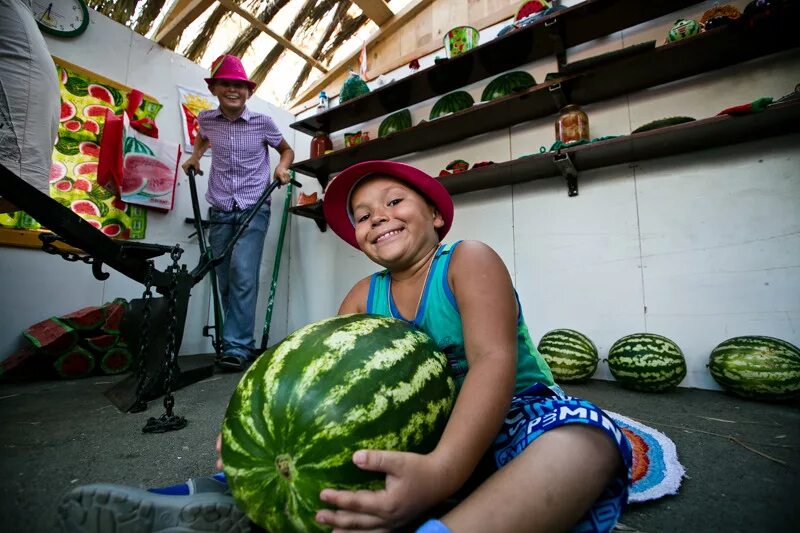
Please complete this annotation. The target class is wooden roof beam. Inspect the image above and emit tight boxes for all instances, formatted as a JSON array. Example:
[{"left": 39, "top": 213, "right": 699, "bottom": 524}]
[
  {"left": 155, "top": 0, "right": 216, "bottom": 46},
  {"left": 353, "top": 0, "right": 393, "bottom": 26},
  {"left": 217, "top": 0, "right": 329, "bottom": 74},
  {"left": 289, "top": 0, "right": 434, "bottom": 108}
]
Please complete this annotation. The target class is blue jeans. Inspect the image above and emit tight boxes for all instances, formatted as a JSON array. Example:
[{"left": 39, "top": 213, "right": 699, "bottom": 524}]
[{"left": 208, "top": 203, "right": 270, "bottom": 358}]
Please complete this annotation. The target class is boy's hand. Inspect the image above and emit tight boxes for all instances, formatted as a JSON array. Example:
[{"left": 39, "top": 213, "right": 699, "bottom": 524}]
[
  {"left": 181, "top": 158, "right": 201, "bottom": 176},
  {"left": 315, "top": 450, "right": 451, "bottom": 531},
  {"left": 274, "top": 165, "right": 291, "bottom": 184}
]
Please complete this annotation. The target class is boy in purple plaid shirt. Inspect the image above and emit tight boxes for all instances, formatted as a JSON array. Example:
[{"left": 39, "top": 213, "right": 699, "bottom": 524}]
[{"left": 182, "top": 55, "right": 294, "bottom": 371}]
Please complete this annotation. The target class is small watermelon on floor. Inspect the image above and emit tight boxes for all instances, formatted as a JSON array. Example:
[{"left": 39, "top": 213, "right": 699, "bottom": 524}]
[
  {"left": 607, "top": 333, "right": 687, "bottom": 392},
  {"left": 708, "top": 336, "right": 800, "bottom": 400},
  {"left": 538, "top": 329, "right": 598, "bottom": 382},
  {"left": 221, "top": 314, "right": 456, "bottom": 532},
  {"left": 54, "top": 346, "right": 95, "bottom": 379},
  {"left": 99, "top": 344, "right": 133, "bottom": 375}
]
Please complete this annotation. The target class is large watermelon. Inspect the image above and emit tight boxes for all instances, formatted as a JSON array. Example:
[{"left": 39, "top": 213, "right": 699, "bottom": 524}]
[
  {"left": 607, "top": 333, "right": 686, "bottom": 392},
  {"left": 221, "top": 314, "right": 456, "bottom": 532},
  {"left": 708, "top": 336, "right": 800, "bottom": 400},
  {"left": 339, "top": 71, "right": 370, "bottom": 104},
  {"left": 538, "top": 329, "right": 598, "bottom": 382}
]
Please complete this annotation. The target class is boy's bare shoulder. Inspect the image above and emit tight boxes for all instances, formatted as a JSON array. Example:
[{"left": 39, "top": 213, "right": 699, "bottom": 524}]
[
  {"left": 338, "top": 275, "right": 372, "bottom": 315},
  {"left": 450, "top": 240, "right": 508, "bottom": 275}
]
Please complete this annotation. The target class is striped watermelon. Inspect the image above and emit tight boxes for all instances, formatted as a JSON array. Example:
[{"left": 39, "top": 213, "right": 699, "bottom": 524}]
[
  {"left": 221, "top": 314, "right": 456, "bottom": 532},
  {"left": 607, "top": 333, "right": 686, "bottom": 392},
  {"left": 429, "top": 91, "right": 474, "bottom": 119},
  {"left": 708, "top": 336, "right": 800, "bottom": 400},
  {"left": 537, "top": 329, "right": 598, "bottom": 382}
]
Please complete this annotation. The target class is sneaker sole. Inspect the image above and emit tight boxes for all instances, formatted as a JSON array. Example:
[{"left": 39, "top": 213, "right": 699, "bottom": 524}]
[{"left": 57, "top": 484, "right": 250, "bottom": 532}]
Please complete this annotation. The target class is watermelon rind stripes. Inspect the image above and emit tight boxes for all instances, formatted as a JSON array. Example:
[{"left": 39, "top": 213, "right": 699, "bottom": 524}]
[
  {"left": 221, "top": 314, "right": 456, "bottom": 532},
  {"left": 708, "top": 336, "right": 800, "bottom": 400},
  {"left": 607, "top": 333, "right": 686, "bottom": 392},
  {"left": 537, "top": 329, "right": 598, "bottom": 382}
]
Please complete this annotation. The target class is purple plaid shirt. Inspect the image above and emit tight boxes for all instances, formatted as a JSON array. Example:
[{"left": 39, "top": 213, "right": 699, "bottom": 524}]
[{"left": 197, "top": 107, "right": 284, "bottom": 210}]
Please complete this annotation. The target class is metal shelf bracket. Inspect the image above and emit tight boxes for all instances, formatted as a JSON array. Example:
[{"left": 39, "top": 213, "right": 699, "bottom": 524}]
[
  {"left": 548, "top": 82, "right": 569, "bottom": 111},
  {"left": 553, "top": 152, "right": 579, "bottom": 197},
  {"left": 545, "top": 18, "right": 567, "bottom": 70}
]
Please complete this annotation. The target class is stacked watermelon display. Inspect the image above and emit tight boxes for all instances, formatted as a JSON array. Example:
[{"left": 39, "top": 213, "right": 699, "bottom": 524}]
[
  {"left": 607, "top": 333, "right": 687, "bottom": 392},
  {"left": 538, "top": 329, "right": 598, "bottom": 382},
  {"left": 708, "top": 336, "right": 800, "bottom": 400},
  {"left": 221, "top": 314, "right": 456, "bottom": 532},
  {"left": 2, "top": 299, "right": 133, "bottom": 380}
]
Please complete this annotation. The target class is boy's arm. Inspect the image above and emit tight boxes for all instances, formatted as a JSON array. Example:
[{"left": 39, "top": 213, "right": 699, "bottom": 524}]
[
  {"left": 429, "top": 240, "right": 518, "bottom": 486},
  {"left": 273, "top": 138, "right": 294, "bottom": 184},
  {"left": 317, "top": 242, "right": 518, "bottom": 529},
  {"left": 181, "top": 135, "right": 210, "bottom": 175}
]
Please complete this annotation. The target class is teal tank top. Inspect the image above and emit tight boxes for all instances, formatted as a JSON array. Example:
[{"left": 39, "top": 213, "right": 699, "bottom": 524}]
[{"left": 366, "top": 241, "right": 555, "bottom": 393}]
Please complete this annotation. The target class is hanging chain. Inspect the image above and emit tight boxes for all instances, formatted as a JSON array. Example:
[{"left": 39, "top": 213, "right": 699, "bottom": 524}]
[
  {"left": 130, "top": 260, "right": 155, "bottom": 413},
  {"left": 40, "top": 234, "right": 98, "bottom": 265},
  {"left": 143, "top": 245, "right": 188, "bottom": 433}
]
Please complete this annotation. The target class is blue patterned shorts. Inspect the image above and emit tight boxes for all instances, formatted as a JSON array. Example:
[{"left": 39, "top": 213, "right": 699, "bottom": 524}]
[{"left": 491, "top": 383, "right": 633, "bottom": 533}]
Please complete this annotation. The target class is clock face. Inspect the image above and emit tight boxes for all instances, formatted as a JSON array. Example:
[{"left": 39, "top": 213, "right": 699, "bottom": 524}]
[{"left": 32, "top": 0, "right": 89, "bottom": 38}]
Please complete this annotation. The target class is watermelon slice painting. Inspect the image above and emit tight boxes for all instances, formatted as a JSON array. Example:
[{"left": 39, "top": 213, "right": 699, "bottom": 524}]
[{"left": 123, "top": 154, "right": 175, "bottom": 197}]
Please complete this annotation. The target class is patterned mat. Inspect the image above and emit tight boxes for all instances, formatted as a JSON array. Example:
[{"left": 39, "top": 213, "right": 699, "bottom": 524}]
[{"left": 608, "top": 411, "right": 685, "bottom": 503}]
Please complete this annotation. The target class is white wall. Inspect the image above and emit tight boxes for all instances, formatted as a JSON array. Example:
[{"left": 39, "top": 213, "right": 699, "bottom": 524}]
[
  {"left": 0, "top": 9, "right": 296, "bottom": 360},
  {"left": 287, "top": 0, "right": 800, "bottom": 390}
]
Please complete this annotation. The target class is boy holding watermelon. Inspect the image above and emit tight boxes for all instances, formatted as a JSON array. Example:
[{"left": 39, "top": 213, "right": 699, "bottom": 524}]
[
  {"left": 181, "top": 54, "right": 294, "bottom": 371},
  {"left": 310, "top": 160, "right": 633, "bottom": 532},
  {"left": 59, "top": 161, "right": 631, "bottom": 532}
]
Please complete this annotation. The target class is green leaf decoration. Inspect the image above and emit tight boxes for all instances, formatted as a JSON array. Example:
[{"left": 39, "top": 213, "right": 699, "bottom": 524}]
[
  {"left": 65, "top": 76, "right": 89, "bottom": 97},
  {"left": 55, "top": 137, "right": 80, "bottom": 156},
  {"left": 124, "top": 136, "right": 154, "bottom": 156}
]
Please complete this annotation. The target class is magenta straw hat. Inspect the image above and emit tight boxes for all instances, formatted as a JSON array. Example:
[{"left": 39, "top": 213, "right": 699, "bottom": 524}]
[
  {"left": 323, "top": 160, "right": 454, "bottom": 249},
  {"left": 204, "top": 54, "right": 256, "bottom": 91}
]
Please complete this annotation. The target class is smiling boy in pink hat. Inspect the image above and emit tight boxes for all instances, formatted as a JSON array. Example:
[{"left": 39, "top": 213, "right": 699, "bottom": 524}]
[{"left": 182, "top": 54, "right": 295, "bottom": 371}]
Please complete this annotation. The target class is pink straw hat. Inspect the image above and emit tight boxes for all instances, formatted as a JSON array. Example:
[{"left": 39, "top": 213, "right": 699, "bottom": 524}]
[
  {"left": 204, "top": 55, "right": 256, "bottom": 91},
  {"left": 323, "top": 160, "right": 454, "bottom": 249}
]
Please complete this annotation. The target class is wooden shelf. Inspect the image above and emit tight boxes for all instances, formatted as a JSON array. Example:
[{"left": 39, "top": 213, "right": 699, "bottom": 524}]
[
  {"left": 291, "top": 14, "right": 800, "bottom": 187},
  {"left": 439, "top": 100, "right": 800, "bottom": 196},
  {"left": 290, "top": 0, "right": 705, "bottom": 136},
  {"left": 288, "top": 201, "right": 327, "bottom": 232}
]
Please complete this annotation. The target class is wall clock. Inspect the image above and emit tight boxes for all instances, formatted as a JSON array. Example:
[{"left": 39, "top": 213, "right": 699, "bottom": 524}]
[{"left": 32, "top": 0, "right": 90, "bottom": 38}]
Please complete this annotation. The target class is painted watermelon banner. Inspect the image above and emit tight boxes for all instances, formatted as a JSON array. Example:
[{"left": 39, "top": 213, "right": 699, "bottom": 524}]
[
  {"left": 177, "top": 85, "right": 214, "bottom": 155},
  {"left": 117, "top": 114, "right": 181, "bottom": 212},
  {"left": 0, "top": 57, "right": 156, "bottom": 239}
]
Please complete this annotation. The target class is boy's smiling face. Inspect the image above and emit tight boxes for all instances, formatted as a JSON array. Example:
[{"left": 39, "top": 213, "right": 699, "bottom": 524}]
[
  {"left": 350, "top": 176, "right": 444, "bottom": 268},
  {"left": 210, "top": 79, "right": 251, "bottom": 116}
]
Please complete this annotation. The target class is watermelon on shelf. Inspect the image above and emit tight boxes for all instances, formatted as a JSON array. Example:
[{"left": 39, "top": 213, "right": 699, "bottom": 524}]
[
  {"left": 607, "top": 333, "right": 687, "bottom": 392},
  {"left": 429, "top": 91, "right": 475, "bottom": 120},
  {"left": 515, "top": 0, "right": 552, "bottom": 22},
  {"left": 481, "top": 71, "right": 536, "bottom": 102},
  {"left": 378, "top": 109, "right": 412, "bottom": 137},
  {"left": 708, "top": 336, "right": 800, "bottom": 400},
  {"left": 221, "top": 314, "right": 456, "bottom": 532},
  {"left": 538, "top": 329, "right": 598, "bottom": 383}
]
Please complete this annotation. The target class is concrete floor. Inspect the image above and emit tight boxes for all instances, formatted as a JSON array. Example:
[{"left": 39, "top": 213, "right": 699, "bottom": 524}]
[{"left": 1, "top": 360, "right": 798, "bottom": 533}]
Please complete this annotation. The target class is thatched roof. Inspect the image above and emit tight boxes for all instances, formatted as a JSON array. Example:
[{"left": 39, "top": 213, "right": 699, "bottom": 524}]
[{"left": 86, "top": 0, "right": 400, "bottom": 106}]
